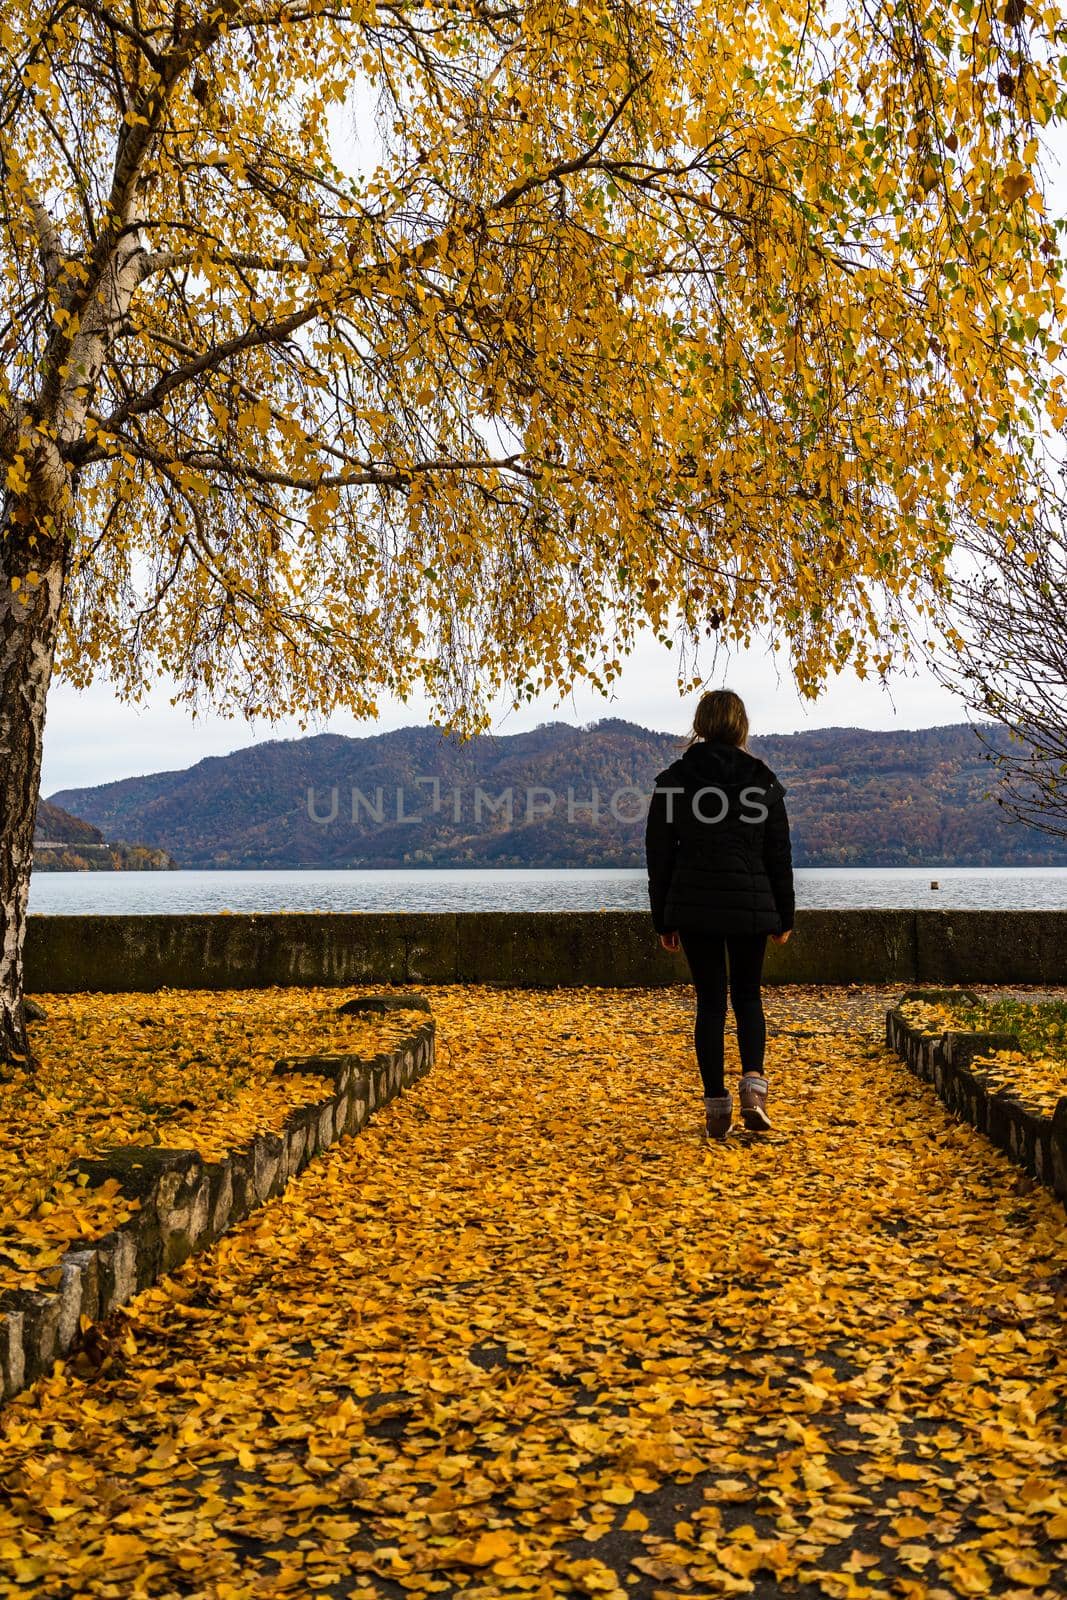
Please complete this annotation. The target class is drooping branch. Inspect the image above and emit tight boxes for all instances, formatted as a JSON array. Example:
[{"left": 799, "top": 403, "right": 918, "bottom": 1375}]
[{"left": 95, "top": 418, "right": 541, "bottom": 489}]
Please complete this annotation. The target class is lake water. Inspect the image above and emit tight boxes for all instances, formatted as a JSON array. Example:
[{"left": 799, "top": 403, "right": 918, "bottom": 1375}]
[{"left": 25, "top": 866, "right": 1067, "bottom": 915}]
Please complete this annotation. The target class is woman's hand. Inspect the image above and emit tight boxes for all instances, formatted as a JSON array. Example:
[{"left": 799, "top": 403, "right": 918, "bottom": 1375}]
[
  {"left": 771, "top": 929, "right": 792, "bottom": 944},
  {"left": 659, "top": 931, "right": 680, "bottom": 952}
]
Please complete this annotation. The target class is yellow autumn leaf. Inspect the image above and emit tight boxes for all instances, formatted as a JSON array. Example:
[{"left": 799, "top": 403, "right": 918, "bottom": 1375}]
[
  {"left": 466, "top": 1529, "right": 515, "bottom": 1565},
  {"left": 567, "top": 1422, "right": 612, "bottom": 1453},
  {"left": 1001, "top": 1557, "right": 1054, "bottom": 1584},
  {"left": 101, "top": 1533, "right": 147, "bottom": 1563}
]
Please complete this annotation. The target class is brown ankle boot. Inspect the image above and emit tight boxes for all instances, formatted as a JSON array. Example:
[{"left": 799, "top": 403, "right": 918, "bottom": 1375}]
[
  {"left": 704, "top": 1092, "right": 733, "bottom": 1140},
  {"left": 739, "top": 1073, "right": 771, "bottom": 1131}
]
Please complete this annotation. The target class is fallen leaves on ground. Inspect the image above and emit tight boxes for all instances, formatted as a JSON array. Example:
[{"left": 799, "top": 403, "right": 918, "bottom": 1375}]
[
  {"left": 0, "top": 991, "right": 426, "bottom": 1291},
  {"left": 0, "top": 984, "right": 1064, "bottom": 1600},
  {"left": 899, "top": 994, "right": 1067, "bottom": 1117}
]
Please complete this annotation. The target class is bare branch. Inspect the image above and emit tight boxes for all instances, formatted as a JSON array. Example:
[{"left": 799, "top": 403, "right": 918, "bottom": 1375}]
[
  {"left": 491, "top": 72, "right": 652, "bottom": 211},
  {"left": 132, "top": 249, "right": 311, "bottom": 284}
]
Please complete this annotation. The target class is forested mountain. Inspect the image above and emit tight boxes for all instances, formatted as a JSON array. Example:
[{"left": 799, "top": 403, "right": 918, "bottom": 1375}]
[
  {"left": 32, "top": 799, "right": 176, "bottom": 873},
  {"left": 35, "top": 799, "right": 106, "bottom": 847},
  {"left": 48, "top": 719, "right": 1067, "bottom": 869}
]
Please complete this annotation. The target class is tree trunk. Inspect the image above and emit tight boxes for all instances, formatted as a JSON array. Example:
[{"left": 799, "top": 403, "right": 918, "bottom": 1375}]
[{"left": 0, "top": 491, "right": 69, "bottom": 1073}]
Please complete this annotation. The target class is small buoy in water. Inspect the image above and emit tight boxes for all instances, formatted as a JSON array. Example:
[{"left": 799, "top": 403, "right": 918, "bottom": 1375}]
[{"left": 930, "top": 880, "right": 940, "bottom": 890}]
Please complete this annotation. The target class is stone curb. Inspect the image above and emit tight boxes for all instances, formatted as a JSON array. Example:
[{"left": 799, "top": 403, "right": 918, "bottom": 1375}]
[
  {"left": 886, "top": 991, "right": 1067, "bottom": 1206},
  {"left": 0, "top": 1017, "right": 435, "bottom": 1405}
]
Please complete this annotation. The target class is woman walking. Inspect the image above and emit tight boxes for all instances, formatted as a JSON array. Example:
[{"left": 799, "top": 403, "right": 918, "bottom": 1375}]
[{"left": 644, "top": 689, "right": 794, "bottom": 1139}]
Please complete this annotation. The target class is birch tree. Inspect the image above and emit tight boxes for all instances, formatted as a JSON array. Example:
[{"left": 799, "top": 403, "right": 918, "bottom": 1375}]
[{"left": 2, "top": 0, "right": 1066, "bottom": 1066}]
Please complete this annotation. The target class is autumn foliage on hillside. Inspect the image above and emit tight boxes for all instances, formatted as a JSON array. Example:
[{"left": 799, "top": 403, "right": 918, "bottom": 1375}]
[{"left": 50, "top": 721, "right": 1067, "bottom": 869}]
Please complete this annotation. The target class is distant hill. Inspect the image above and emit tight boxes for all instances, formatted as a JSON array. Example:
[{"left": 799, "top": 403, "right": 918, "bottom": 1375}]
[
  {"left": 33, "top": 799, "right": 176, "bottom": 873},
  {"left": 35, "top": 799, "right": 106, "bottom": 847},
  {"left": 48, "top": 719, "right": 1067, "bottom": 869}
]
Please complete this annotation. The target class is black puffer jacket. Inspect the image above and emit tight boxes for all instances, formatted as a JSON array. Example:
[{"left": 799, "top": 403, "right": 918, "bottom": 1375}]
[{"left": 644, "top": 741, "right": 794, "bottom": 937}]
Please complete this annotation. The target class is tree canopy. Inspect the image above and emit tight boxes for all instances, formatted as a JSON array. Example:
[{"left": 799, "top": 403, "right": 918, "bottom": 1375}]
[{"left": 2, "top": 0, "right": 1066, "bottom": 731}]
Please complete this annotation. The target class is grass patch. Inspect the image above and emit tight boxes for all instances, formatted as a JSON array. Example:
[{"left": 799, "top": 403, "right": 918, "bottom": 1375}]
[
  {"left": 899, "top": 995, "right": 1067, "bottom": 1119},
  {"left": 0, "top": 989, "right": 426, "bottom": 1293},
  {"left": 955, "top": 997, "right": 1067, "bottom": 1060}
]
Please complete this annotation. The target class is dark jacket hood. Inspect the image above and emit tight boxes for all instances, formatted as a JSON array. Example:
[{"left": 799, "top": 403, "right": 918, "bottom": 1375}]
[{"left": 658, "top": 741, "right": 784, "bottom": 800}]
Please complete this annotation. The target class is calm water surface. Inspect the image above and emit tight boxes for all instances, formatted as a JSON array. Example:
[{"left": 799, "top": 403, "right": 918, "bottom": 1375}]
[{"left": 26, "top": 866, "right": 1067, "bottom": 915}]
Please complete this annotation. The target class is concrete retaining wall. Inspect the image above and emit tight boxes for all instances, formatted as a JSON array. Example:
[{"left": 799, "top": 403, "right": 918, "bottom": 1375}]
[
  {"left": 0, "top": 1017, "right": 434, "bottom": 1405},
  {"left": 23, "top": 909, "right": 1067, "bottom": 991}
]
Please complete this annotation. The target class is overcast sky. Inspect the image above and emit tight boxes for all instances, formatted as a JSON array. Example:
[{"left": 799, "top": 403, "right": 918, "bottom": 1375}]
[{"left": 42, "top": 636, "right": 971, "bottom": 796}]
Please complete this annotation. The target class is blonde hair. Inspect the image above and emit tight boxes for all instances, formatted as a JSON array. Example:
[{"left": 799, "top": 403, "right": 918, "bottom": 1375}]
[{"left": 689, "top": 688, "right": 749, "bottom": 749}]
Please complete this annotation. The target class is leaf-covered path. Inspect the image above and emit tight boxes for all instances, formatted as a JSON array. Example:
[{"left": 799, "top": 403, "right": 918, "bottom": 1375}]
[{"left": 1, "top": 986, "right": 1064, "bottom": 1599}]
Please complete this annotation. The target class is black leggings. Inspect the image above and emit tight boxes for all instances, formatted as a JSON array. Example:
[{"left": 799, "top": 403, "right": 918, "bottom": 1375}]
[{"left": 678, "top": 931, "right": 768, "bottom": 1097}]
